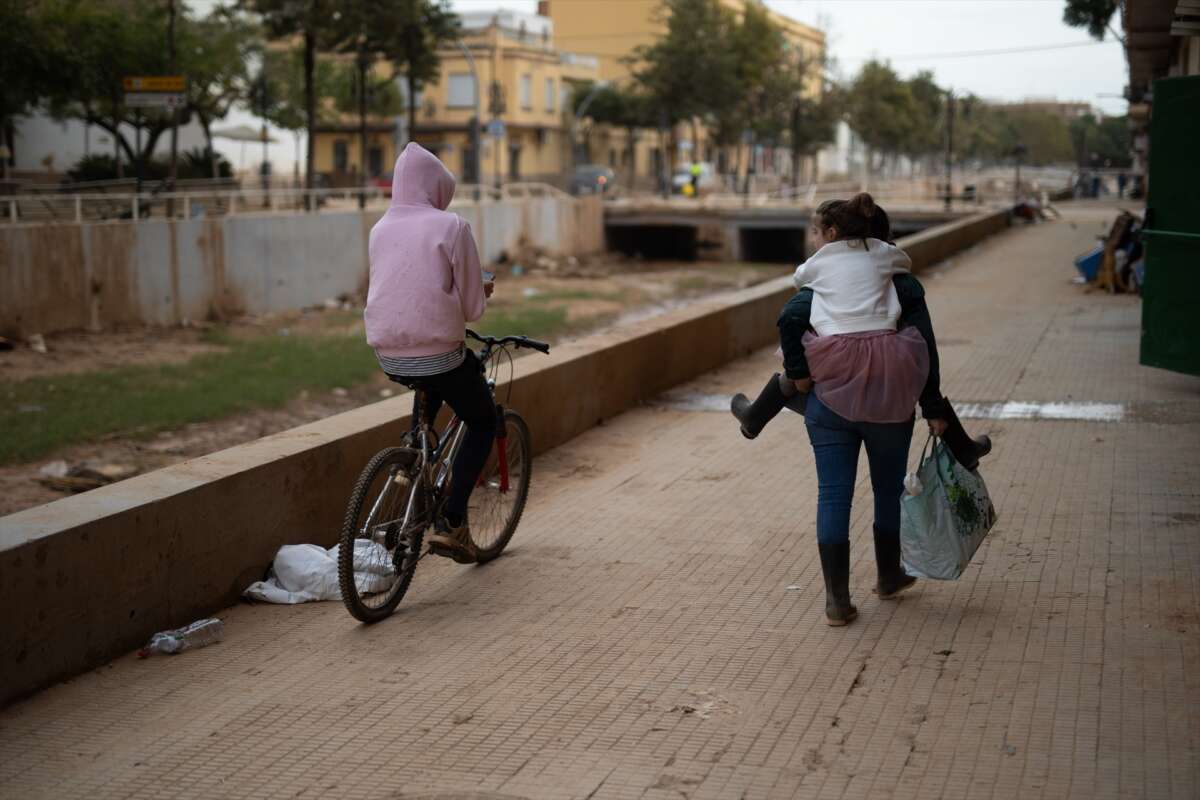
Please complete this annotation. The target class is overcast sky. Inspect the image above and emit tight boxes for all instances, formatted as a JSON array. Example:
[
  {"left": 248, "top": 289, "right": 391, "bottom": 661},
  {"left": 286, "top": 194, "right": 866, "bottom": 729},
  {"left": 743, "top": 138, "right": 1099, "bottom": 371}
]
[
  {"left": 208, "top": 0, "right": 1129, "bottom": 171},
  {"left": 459, "top": 0, "right": 1127, "bottom": 112}
]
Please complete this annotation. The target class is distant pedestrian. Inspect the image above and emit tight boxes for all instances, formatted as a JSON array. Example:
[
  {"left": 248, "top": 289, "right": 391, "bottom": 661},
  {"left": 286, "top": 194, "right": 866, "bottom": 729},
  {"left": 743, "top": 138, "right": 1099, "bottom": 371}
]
[
  {"left": 1118, "top": 172, "right": 1128, "bottom": 199},
  {"left": 689, "top": 162, "right": 702, "bottom": 198}
]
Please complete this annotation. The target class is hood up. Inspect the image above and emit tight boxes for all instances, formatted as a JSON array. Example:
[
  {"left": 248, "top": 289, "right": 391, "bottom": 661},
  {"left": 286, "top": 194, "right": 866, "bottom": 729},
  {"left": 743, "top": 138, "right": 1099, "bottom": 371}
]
[{"left": 390, "top": 142, "right": 456, "bottom": 210}]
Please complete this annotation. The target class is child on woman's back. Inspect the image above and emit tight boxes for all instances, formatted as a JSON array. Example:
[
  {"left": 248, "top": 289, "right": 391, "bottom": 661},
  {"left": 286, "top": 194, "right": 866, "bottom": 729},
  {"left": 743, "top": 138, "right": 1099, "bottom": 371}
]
[{"left": 730, "top": 193, "right": 991, "bottom": 469}]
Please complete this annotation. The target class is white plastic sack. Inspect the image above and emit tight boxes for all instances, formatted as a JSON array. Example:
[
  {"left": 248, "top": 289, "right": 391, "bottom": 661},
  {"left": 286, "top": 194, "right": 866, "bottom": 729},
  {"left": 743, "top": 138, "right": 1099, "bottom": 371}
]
[
  {"left": 243, "top": 541, "right": 397, "bottom": 604},
  {"left": 900, "top": 436, "right": 997, "bottom": 580}
]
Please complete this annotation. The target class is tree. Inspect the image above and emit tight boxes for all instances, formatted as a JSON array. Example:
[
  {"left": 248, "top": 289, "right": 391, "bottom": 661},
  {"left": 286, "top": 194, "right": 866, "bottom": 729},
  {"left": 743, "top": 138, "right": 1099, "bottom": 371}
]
[
  {"left": 846, "top": 60, "right": 921, "bottom": 171},
  {"left": 0, "top": 0, "right": 75, "bottom": 178},
  {"left": 789, "top": 75, "right": 840, "bottom": 185},
  {"left": 630, "top": 0, "right": 740, "bottom": 168},
  {"left": 729, "top": 2, "right": 796, "bottom": 144},
  {"left": 570, "top": 81, "right": 655, "bottom": 179},
  {"left": 367, "top": 0, "right": 459, "bottom": 146},
  {"left": 904, "top": 71, "right": 944, "bottom": 165},
  {"left": 41, "top": 0, "right": 179, "bottom": 178},
  {"left": 1063, "top": 0, "right": 1120, "bottom": 40},
  {"left": 246, "top": 0, "right": 346, "bottom": 198},
  {"left": 182, "top": 5, "right": 260, "bottom": 179},
  {"left": 1069, "top": 113, "right": 1129, "bottom": 166},
  {"left": 252, "top": 46, "right": 343, "bottom": 184}
]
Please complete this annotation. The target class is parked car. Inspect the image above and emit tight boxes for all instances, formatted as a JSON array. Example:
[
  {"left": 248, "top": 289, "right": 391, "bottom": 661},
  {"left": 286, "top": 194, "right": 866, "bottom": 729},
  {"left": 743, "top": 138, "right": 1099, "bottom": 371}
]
[
  {"left": 372, "top": 171, "right": 393, "bottom": 197},
  {"left": 672, "top": 162, "right": 719, "bottom": 196},
  {"left": 570, "top": 165, "right": 617, "bottom": 196}
]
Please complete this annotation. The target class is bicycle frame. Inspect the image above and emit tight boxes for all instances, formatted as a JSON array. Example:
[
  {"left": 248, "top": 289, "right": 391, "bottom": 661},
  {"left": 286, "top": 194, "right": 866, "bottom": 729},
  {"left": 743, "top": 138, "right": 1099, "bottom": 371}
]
[{"left": 358, "top": 331, "right": 539, "bottom": 548}]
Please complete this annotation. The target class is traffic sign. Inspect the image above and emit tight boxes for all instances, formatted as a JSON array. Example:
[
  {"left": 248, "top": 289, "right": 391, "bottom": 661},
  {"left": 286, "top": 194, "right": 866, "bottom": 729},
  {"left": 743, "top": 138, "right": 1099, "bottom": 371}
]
[
  {"left": 123, "top": 76, "right": 186, "bottom": 92},
  {"left": 124, "top": 92, "right": 187, "bottom": 109},
  {"left": 486, "top": 119, "right": 506, "bottom": 138}
]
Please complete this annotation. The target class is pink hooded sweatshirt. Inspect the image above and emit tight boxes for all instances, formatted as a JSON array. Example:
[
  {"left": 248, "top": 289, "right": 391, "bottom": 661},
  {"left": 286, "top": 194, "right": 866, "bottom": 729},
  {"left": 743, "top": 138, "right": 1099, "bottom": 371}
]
[{"left": 364, "top": 143, "right": 486, "bottom": 358}]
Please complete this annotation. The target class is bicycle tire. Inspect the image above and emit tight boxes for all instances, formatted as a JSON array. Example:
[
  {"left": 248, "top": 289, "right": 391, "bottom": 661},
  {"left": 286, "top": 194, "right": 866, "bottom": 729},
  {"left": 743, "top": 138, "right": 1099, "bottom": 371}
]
[
  {"left": 469, "top": 410, "right": 533, "bottom": 563},
  {"left": 338, "top": 447, "right": 424, "bottom": 623}
]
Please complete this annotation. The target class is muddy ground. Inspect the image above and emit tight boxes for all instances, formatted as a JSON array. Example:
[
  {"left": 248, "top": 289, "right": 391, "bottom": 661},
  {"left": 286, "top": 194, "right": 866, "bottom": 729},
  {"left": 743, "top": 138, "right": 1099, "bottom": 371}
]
[{"left": 0, "top": 256, "right": 790, "bottom": 516}]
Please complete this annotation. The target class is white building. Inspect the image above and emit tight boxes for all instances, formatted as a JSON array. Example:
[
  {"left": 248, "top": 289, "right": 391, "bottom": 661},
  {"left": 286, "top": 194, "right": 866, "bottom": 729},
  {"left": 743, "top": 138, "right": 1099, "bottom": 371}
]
[{"left": 9, "top": 114, "right": 210, "bottom": 179}]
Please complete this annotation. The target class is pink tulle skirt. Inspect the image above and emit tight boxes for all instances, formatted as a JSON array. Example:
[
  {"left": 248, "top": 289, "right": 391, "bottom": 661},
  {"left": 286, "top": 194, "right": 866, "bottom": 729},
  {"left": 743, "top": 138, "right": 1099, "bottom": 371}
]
[{"left": 802, "top": 327, "right": 930, "bottom": 423}]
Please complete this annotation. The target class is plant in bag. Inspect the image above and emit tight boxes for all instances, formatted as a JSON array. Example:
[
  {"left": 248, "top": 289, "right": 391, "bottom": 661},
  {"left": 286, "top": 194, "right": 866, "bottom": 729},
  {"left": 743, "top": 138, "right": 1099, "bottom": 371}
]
[{"left": 900, "top": 435, "right": 997, "bottom": 580}]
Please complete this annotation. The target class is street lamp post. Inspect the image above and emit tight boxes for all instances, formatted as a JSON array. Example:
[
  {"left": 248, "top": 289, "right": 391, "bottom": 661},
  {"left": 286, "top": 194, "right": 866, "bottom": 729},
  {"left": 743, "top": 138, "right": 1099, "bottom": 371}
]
[
  {"left": 943, "top": 90, "right": 955, "bottom": 213},
  {"left": 356, "top": 41, "right": 369, "bottom": 210},
  {"left": 455, "top": 38, "right": 482, "bottom": 202}
]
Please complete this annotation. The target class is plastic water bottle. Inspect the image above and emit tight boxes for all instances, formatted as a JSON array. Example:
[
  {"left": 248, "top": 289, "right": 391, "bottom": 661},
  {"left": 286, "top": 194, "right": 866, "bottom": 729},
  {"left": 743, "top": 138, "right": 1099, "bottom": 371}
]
[{"left": 139, "top": 618, "right": 225, "bottom": 657}]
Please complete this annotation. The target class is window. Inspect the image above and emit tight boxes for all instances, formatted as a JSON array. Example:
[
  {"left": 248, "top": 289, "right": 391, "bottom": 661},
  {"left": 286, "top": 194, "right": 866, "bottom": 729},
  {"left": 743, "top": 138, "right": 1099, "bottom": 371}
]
[
  {"left": 447, "top": 74, "right": 475, "bottom": 109},
  {"left": 544, "top": 77, "right": 555, "bottom": 112},
  {"left": 333, "top": 140, "right": 348, "bottom": 172},
  {"left": 520, "top": 74, "right": 532, "bottom": 110},
  {"left": 560, "top": 84, "right": 571, "bottom": 112}
]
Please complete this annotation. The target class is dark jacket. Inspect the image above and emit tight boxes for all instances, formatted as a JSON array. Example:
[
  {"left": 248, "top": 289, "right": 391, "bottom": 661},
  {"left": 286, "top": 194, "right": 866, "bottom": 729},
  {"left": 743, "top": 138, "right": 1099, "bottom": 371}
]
[{"left": 777, "top": 273, "right": 947, "bottom": 419}]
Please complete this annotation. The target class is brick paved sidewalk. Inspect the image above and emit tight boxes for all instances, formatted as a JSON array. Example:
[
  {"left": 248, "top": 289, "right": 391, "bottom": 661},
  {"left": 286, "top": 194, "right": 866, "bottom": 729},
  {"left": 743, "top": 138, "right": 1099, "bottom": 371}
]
[{"left": 2, "top": 205, "right": 1197, "bottom": 800}]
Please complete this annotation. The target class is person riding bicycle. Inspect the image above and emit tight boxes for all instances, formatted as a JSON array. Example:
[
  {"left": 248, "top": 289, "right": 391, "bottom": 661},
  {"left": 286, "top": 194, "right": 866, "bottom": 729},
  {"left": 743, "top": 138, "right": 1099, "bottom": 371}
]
[{"left": 364, "top": 142, "right": 495, "bottom": 564}]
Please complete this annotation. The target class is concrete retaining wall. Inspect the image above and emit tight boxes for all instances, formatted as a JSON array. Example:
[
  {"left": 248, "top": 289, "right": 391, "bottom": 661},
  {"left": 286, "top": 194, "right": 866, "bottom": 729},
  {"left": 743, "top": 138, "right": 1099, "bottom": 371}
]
[
  {"left": 0, "top": 209, "right": 1009, "bottom": 707},
  {"left": 0, "top": 196, "right": 604, "bottom": 337}
]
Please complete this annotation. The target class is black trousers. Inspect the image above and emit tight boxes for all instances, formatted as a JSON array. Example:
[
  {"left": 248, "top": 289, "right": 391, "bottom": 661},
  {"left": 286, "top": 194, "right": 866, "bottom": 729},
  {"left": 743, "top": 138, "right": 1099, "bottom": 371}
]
[{"left": 390, "top": 351, "right": 495, "bottom": 517}]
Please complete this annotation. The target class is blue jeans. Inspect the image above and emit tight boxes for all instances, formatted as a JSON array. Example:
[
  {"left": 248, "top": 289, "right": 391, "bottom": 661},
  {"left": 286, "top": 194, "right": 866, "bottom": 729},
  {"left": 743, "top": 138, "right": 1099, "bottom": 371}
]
[{"left": 804, "top": 394, "right": 915, "bottom": 545}]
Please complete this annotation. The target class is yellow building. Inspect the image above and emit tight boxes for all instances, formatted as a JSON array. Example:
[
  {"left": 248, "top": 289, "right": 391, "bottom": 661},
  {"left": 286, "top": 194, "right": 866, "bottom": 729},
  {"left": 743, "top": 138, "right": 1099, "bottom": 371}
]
[
  {"left": 312, "top": 1, "right": 828, "bottom": 191},
  {"left": 313, "top": 10, "right": 600, "bottom": 187},
  {"left": 543, "top": 0, "right": 825, "bottom": 86},
  {"left": 543, "top": 0, "right": 827, "bottom": 185}
]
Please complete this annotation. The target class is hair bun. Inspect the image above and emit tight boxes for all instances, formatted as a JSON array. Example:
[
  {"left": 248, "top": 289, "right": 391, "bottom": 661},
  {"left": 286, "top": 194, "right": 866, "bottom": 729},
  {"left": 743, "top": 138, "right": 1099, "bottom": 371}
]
[{"left": 846, "top": 192, "right": 876, "bottom": 217}]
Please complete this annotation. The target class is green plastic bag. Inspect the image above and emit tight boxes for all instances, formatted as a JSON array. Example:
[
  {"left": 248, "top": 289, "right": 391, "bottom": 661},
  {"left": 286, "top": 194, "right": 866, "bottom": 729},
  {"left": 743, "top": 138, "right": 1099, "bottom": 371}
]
[{"left": 900, "top": 435, "right": 997, "bottom": 580}]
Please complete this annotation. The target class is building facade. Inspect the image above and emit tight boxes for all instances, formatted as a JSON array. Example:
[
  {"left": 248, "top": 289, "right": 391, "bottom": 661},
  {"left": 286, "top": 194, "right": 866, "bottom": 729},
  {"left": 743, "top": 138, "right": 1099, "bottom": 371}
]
[
  {"left": 312, "top": 1, "right": 828, "bottom": 192},
  {"left": 543, "top": 0, "right": 827, "bottom": 187},
  {"left": 313, "top": 10, "right": 600, "bottom": 188},
  {"left": 1121, "top": 0, "right": 1200, "bottom": 178}
]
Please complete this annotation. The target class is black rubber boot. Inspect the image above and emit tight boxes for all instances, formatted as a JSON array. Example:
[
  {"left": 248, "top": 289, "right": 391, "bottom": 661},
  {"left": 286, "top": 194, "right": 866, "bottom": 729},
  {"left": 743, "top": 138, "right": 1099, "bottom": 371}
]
[
  {"left": 817, "top": 542, "right": 858, "bottom": 626},
  {"left": 730, "top": 374, "right": 789, "bottom": 439},
  {"left": 939, "top": 398, "right": 992, "bottom": 471},
  {"left": 873, "top": 526, "right": 917, "bottom": 598}
]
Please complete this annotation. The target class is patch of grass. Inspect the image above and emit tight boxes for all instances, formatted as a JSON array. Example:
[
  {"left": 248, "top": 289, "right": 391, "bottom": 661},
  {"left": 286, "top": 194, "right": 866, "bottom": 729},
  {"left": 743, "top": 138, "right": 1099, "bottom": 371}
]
[
  {"left": 472, "top": 305, "right": 572, "bottom": 340},
  {"left": 675, "top": 275, "right": 724, "bottom": 293},
  {"left": 0, "top": 332, "right": 379, "bottom": 464},
  {"left": 528, "top": 288, "right": 627, "bottom": 304},
  {"left": 0, "top": 293, "right": 629, "bottom": 465}
]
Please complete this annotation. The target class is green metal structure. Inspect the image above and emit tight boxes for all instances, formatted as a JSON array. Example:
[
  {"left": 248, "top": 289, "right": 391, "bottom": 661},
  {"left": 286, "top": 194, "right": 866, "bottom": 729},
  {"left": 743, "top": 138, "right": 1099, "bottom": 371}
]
[{"left": 1140, "top": 75, "right": 1200, "bottom": 377}]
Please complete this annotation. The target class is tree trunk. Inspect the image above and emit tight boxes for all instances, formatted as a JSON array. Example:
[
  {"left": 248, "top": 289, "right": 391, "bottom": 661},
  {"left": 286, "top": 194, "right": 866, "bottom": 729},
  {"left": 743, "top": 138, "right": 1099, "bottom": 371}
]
[
  {"left": 114, "top": 114, "right": 124, "bottom": 179},
  {"left": 358, "top": 50, "right": 368, "bottom": 210},
  {"left": 626, "top": 125, "right": 637, "bottom": 189},
  {"left": 0, "top": 117, "right": 9, "bottom": 181},
  {"left": 304, "top": 27, "right": 316, "bottom": 209},
  {"left": 201, "top": 116, "right": 217, "bottom": 180},
  {"left": 407, "top": 71, "right": 417, "bottom": 147}
]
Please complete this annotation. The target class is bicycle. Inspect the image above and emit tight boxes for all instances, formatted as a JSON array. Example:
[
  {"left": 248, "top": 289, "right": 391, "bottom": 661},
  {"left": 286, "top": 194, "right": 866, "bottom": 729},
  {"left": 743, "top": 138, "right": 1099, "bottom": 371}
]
[{"left": 337, "top": 329, "right": 551, "bottom": 623}]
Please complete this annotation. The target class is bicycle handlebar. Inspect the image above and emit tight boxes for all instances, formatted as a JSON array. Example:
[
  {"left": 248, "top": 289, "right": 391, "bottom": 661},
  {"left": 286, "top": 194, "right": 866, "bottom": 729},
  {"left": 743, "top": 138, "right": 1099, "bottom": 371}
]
[{"left": 466, "top": 329, "right": 551, "bottom": 355}]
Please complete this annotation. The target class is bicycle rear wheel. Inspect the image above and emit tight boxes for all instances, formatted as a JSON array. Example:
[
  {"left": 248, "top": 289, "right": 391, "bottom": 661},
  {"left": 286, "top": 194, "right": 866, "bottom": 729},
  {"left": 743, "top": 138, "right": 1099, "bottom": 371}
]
[
  {"left": 338, "top": 447, "right": 425, "bottom": 622},
  {"left": 468, "top": 410, "right": 532, "bottom": 563}
]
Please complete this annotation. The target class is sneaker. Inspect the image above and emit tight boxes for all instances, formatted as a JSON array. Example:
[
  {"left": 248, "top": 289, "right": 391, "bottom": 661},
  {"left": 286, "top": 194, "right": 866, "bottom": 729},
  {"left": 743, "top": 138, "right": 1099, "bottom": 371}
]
[{"left": 428, "top": 516, "right": 478, "bottom": 564}]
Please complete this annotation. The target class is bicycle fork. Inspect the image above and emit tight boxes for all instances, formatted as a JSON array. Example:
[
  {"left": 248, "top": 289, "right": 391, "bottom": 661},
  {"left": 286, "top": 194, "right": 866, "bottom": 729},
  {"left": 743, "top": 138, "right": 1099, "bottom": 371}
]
[{"left": 493, "top": 404, "right": 510, "bottom": 494}]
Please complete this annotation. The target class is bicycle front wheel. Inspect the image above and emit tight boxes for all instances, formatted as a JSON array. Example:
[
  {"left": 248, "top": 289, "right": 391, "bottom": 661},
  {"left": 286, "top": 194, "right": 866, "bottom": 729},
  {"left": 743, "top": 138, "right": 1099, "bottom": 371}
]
[
  {"left": 469, "top": 410, "right": 532, "bottom": 562},
  {"left": 338, "top": 447, "right": 425, "bottom": 622}
]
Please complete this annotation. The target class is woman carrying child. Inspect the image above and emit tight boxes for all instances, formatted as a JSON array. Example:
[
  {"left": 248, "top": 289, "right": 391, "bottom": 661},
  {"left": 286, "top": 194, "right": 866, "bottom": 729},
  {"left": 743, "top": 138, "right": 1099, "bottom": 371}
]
[{"left": 731, "top": 194, "right": 990, "bottom": 626}]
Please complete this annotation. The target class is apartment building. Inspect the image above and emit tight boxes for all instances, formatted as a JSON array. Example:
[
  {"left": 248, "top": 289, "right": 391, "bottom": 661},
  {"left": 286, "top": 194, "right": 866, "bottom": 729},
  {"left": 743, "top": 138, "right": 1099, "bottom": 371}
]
[{"left": 313, "top": 10, "right": 600, "bottom": 187}]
